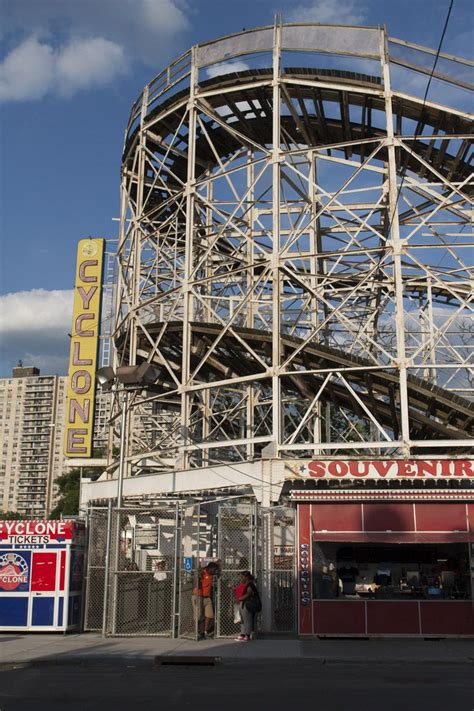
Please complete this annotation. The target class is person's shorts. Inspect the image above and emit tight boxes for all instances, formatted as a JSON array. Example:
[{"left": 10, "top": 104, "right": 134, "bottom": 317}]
[
  {"left": 192, "top": 595, "right": 214, "bottom": 619},
  {"left": 202, "top": 596, "right": 214, "bottom": 619}
]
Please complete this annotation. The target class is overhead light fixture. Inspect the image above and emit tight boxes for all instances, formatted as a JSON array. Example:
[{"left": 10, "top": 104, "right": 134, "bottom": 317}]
[
  {"left": 116, "top": 362, "right": 161, "bottom": 386},
  {"left": 96, "top": 362, "right": 161, "bottom": 388},
  {"left": 136, "top": 362, "right": 161, "bottom": 385},
  {"left": 116, "top": 365, "right": 142, "bottom": 385},
  {"left": 96, "top": 366, "right": 116, "bottom": 390}
]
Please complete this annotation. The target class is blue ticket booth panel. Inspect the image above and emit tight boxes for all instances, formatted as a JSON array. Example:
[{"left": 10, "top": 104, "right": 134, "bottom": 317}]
[{"left": 0, "top": 520, "right": 84, "bottom": 631}]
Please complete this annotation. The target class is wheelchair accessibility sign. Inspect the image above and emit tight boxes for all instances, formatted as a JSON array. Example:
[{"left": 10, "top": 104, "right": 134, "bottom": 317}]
[{"left": 184, "top": 557, "right": 193, "bottom": 572}]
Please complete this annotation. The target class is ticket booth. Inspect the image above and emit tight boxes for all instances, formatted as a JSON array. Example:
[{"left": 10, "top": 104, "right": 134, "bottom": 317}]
[{"left": 0, "top": 520, "right": 85, "bottom": 632}]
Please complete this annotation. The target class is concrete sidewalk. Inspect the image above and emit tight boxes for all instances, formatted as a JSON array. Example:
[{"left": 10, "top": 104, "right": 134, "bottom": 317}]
[{"left": 1, "top": 633, "right": 473, "bottom": 666}]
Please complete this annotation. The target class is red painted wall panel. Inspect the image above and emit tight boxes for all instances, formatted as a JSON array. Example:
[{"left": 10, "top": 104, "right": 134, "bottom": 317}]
[
  {"left": 415, "top": 504, "right": 467, "bottom": 532},
  {"left": 420, "top": 602, "right": 474, "bottom": 635},
  {"left": 313, "top": 601, "right": 366, "bottom": 635},
  {"left": 31, "top": 552, "right": 57, "bottom": 592},
  {"left": 363, "top": 504, "right": 415, "bottom": 531},
  {"left": 366, "top": 601, "right": 420, "bottom": 635},
  {"left": 311, "top": 503, "right": 363, "bottom": 532}
]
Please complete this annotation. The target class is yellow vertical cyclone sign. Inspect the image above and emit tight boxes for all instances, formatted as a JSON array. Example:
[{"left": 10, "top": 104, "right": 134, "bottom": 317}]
[{"left": 64, "top": 238, "right": 105, "bottom": 457}]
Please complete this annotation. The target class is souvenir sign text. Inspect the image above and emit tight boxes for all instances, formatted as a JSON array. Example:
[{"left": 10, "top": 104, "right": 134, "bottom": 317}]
[{"left": 298, "top": 459, "right": 474, "bottom": 480}]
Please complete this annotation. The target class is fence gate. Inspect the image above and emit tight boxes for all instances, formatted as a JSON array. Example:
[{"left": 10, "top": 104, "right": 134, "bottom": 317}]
[
  {"left": 178, "top": 501, "right": 219, "bottom": 639},
  {"left": 178, "top": 503, "right": 200, "bottom": 639},
  {"left": 262, "top": 506, "right": 296, "bottom": 633},
  {"left": 216, "top": 499, "right": 257, "bottom": 638},
  {"left": 83, "top": 507, "right": 108, "bottom": 631},
  {"left": 105, "top": 505, "right": 179, "bottom": 637}
]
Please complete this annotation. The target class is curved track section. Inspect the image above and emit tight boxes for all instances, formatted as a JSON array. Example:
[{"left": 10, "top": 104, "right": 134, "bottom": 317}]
[{"left": 130, "top": 321, "right": 474, "bottom": 440}]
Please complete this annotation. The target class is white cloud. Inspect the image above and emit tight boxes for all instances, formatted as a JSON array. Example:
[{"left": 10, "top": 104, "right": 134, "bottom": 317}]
[
  {"left": 0, "top": 289, "right": 73, "bottom": 376},
  {"left": 1, "top": 0, "right": 190, "bottom": 66},
  {"left": 206, "top": 61, "right": 250, "bottom": 79},
  {"left": 140, "top": 0, "right": 189, "bottom": 34},
  {"left": 56, "top": 38, "right": 127, "bottom": 95},
  {"left": 0, "top": 36, "right": 127, "bottom": 102},
  {"left": 286, "top": 0, "right": 366, "bottom": 25},
  {"left": 0, "top": 37, "right": 54, "bottom": 101}
]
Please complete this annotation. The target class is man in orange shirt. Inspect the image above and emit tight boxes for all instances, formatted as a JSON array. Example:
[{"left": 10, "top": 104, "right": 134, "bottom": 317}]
[{"left": 193, "top": 562, "right": 219, "bottom": 639}]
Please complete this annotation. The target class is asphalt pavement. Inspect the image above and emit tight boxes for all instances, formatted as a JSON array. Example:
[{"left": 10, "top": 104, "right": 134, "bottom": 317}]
[
  {"left": 0, "top": 658, "right": 472, "bottom": 711},
  {"left": 1, "top": 633, "right": 473, "bottom": 711}
]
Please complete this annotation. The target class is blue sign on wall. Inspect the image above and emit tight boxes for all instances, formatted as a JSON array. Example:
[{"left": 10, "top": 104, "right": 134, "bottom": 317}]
[
  {"left": 0, "top": 551, "right": 31, "bottom": 593},
  {"left": 184, "top": 557, "right": 193, "bottom": 572}
]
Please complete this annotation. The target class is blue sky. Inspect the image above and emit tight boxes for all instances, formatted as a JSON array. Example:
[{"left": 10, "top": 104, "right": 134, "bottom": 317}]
[{"left": 0, "top": 0, "right": 472, "bottom": 376}]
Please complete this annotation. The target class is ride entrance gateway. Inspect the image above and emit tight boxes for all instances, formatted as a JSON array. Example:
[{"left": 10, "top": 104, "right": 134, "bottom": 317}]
[{"left": 0, "top": 520, "right": 85, "bottom": 631}]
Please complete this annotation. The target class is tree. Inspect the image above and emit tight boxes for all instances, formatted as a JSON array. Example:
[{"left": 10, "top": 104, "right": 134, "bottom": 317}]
[
  {"left": 0, "top": 511, "right": 23, "bottom": 520},
  {"left": 49, "top": 456, "right": 106, "bottom": 519},
  {"left": 49, "top": 468, "right": 81, "bottom": 519}
]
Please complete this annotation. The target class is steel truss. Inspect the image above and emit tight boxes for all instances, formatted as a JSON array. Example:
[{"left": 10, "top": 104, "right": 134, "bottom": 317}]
[{"left": 112, "top": 23, "right": 473, "bottom": 475}]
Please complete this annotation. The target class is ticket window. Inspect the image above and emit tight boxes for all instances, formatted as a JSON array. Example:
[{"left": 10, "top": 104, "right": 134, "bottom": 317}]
[
  {"left": 32, "top": 552, "right": 57, "bottom": 591},
  {"left": 30, "top": 551, "right": 62, "bottom": 627},
  {"left": 312, "top": 542, "right": 472, "bottom": 600}
]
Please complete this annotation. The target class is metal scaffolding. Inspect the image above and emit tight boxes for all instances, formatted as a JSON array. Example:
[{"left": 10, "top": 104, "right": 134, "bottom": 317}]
[{"left": 111, "top": 23, "right": 473, "bottom": 477}]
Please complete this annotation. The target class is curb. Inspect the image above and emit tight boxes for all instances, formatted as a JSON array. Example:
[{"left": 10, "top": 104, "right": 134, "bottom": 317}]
[{"left": 0, "top": 656, "right": 472, "bottom": 669}]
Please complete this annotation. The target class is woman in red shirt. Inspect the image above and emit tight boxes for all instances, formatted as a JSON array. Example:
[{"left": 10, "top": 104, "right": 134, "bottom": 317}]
[{"left": 234, "top": 571, "right": 261, "bottom": 641}]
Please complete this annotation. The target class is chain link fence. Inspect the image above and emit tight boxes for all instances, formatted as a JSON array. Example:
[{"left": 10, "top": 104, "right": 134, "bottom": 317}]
[
  {"left": 264, "top": 506, "right": 296, "bottom": 633},
  {"left": 217, "top": 499, "right": 257, "bottom": 637},
  {"left": 179, "top": 501, "right": 221, "bottom": 639},
  {"left": 105, "top": 505, "right": 179, "bottom": 636},
  {"left": 83, "top": 498, "right": 296, "bottom": 638},
  {"left": 83, "top": 507, "right": 109, "bottom": 631},
  {"left": 178, "top": 503, "right": 200, "bottom": 639}
]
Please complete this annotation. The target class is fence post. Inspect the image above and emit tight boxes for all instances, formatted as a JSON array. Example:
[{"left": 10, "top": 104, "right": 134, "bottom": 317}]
[
  {"left": 216, "top": 502, "right": 221, "bottom": 639},
  {"left": 80, "top": 507, "right": 90, "bottom": 632},
  {"left": 260, "top": 508, "right": 273, "bottom": 633},
  {"left": 102, "top": 499, "right": 113, "bottom": 637},
  {"left": 195, "top": 503, "right": 201, "bottom": 639},
  {"left": 172, "top": 503, "right": 180, "bottom": 638}
]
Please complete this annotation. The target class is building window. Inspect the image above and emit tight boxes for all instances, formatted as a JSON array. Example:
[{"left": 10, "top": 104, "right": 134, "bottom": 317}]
[{"left": 312, "top": 542, "right": 472, "bottom": 601}]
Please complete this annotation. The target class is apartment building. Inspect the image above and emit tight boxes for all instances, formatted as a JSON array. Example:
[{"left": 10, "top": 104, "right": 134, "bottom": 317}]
[
  {"left": 0, "top": 364, "right": 67, "bottom": 517},
  {"left": 0, "top": 363, "right": 112, "bottom": 517}
]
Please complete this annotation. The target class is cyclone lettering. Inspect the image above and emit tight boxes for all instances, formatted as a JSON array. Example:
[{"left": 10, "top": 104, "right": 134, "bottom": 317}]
[{"left": 0, "top": 553, "right": 29, "bottom": 591}]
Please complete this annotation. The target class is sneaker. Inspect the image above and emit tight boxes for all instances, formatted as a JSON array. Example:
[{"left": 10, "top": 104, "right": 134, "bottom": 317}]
[
  {"left": 205, "top": 632, "right": 214, "bottom": 639},
  {"left": 234, "top": 635, "right": 246, "bottom": 641}
]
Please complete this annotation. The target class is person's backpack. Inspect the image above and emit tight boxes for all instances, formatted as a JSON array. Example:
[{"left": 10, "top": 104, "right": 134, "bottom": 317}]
[{"left": 245, "top": 584, "right": 262, "bottom": 613}]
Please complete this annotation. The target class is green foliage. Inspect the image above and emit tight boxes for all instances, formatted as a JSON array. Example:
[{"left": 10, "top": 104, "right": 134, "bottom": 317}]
[
  {"left": 49, "top": 469, "right": 81, "bottom": 519},
  {"left": 49, "top": 461, "right": 106, "bottom": 519},
  {"left": 0, "top": 511, "right": 23, "bottom": 520}
]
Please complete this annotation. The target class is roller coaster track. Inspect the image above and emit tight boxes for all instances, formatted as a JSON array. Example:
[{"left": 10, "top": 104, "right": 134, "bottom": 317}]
[{"left": 130, "top": 321, "right": 474, "bottom": 447}]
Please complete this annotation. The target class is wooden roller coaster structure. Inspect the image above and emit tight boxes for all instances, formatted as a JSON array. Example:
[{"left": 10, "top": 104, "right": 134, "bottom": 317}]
[{"left": 110, "top": 23, "right": 473, "bottom": 474}]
